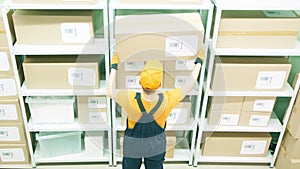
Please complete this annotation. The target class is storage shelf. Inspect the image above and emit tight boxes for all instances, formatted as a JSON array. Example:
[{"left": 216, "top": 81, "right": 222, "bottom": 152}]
[
  {"left": 34, "top": 144, "right": 110, "bottom": 163},
  {"left": 115, "top": 117, "right": 197, "bottom": 131},
  {"left": 12, "top": 38, "right": 108, "bottom": 55},
  {"left": 110, "top": 0, "right": 213, "bottom": 9},
  {"left": 28, "top": 118, "right": 110, "bottom": 132},
  {"left": 207, "top": 83, "right": 294, "bottom": 97},
  {"left": 115, "top": 138, "right": 191, "bottom": 162},
  {"left": 197, "top": 150, "right": 273, "bottom": 163},
  {"left": 21, "top": 80, "right": 107, "bottom": 96},
  {"left": 213, "top": 41, "right": 300, "bottom": 56},
  {"left": 5, "top": 0, "right": 107, "bottom": 9},
  {"left": 213, "top": 0, "right": 300, "bottom": 10}
]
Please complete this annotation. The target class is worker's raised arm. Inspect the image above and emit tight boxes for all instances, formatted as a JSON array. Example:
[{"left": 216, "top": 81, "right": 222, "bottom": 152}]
[
  {"left": 107, "top": 53, "right": 119, "bottom": 100},
  {"left": 179, "top": 50, "right": 205, "bottom": 100}
]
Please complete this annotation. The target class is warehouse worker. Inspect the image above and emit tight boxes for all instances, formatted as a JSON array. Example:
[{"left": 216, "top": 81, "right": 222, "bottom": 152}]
[{"left": 107, "top": 52, "right": 204, "bottom": 169}]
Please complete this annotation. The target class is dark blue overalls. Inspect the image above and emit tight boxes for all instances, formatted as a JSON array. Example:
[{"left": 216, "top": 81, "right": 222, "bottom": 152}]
[{"left": 122, "top": 92, "right": 166, "bottom": 169}]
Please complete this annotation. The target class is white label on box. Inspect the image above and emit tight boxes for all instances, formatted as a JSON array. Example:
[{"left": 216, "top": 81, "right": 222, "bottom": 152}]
[
  {"left": 0, "top": 127, "right": 20, "bottom": 141},
  {"left": 220, "top": 114, "right": 239, "bottom": 126},
  {"left": 255, "top": 71, "right": 287, "bottom": 89},
  {"left": 165, "top": 36, "right": 198, "bottom": 57},
  {"left": 0, "top": 79, "right": 17, "bottom": 96},
  {"left": 249, "top": 115, "right": 270, "bottom": 127},
  {"left": 263, "top": 10, "right": 297, "bottom": 18},
  {"left": 0, "top": 104, "right": 18, "bottom": 120},
  {"left": 68, "top": 68, "right": 96, "bottom": 86},
  {"left": 124, "top": 62, "right": 144, "bottom": 71},
  {"left": 88, "top": 97, "right": 106, "bottom": 109},
  {"left": 61, "top": 23, "right": 91, "bottom": 43},
  {"left": 89, "top": 112, "right": 106, "bottom": 123},
  {"left": 174, "top": 76, "right": 194, "bottom": 88},
  {"left": 0, "top": 52, "right": 10, "bottom": 71},
  {"left": 240, "top": 141, "right": 267, "bottom": 155},
  {"left": 253, "top": 100, "right": 275, "bottom": 112},
  {"left": 126, "top": 76, "right": 141, "bottom": 89},
  {"left": 175, "top": 60, "right": 195, "bottom": 70},
  {"left": 167, "top": 108, "right": 188, "bottom": 124},
  {"left": 0, "top": 148, "right": 25, "bottom": 162}
]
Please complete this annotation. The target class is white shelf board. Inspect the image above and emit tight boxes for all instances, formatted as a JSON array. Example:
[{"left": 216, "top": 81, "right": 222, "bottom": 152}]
[
  {"left": 21, "top": 80, "right": 107, "bottom": 96},
  {"left": 12, "top": 38, "right": 108, "bottom": 55},
  {"left": 203, "top": 117, "right": 283, "bottom": 133},
  {"left": 34, "top": 144, "right": 110, "bottom": 163},
  {"left": 197, "top": 150, "right": 273, "bottom": 163},
  {"left": 213, "top": 0, "right": 300, "bottom": 10},
  {"left": 208, "top": 83, "right": 294, "bottom": 97},
  {"left": 28, "top": 118, "right": 110, "bottom": 132},
  {"left": 110, "top": 0, "right": 213, "bottom": 9},
  {"left": 0, "top": 165, "right": 31, "bottom": 168},
  {"left": 5, "top": 0, "right": 106, "bottom": 9},
  {"left": 213, "top": 41, "right": 300, "bottom": 56},
  {"left": 115, "top": 117, "right": 197, "bottom": 131}
]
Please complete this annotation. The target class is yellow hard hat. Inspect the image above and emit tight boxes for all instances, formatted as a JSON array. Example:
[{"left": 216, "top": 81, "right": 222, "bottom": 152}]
[{"left": 140, "top": 60, "right": 163, "bottom": 90}]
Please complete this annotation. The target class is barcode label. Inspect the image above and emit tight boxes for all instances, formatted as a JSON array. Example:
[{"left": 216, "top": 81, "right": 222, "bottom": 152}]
[
  {"left": 249, "top": 115, "right": 270, "bottom": 126},
  {"left": 253, "top": 100, "right": 275, "bottom": 112},
  {"left": 0, "top": 79, "right": 17, "bottom": 96},
  {"left": 61, "top": 23, "right": 91, "bottom": 43},
  {"left": 64, "top": 28, "right": 77, "bottom": 37},
  {"left": 124, "top": 62, "right": 144, "bottom": 71},
  {"left": 0, "top": 84, "right": 4, "bottom": 92},
  {"left": 165, "top": 36, "right": 198, "bottom": 57},
  {"left": 88, "top": 97, "right": 106, "bottom": 109},
  {"left": 2, "top": 152, "right": 13, "bottom": 158},
  {"left": 89, "top": 112, "right": 106, "bottom": 123},
  {"left": 168, "top": 112, "right": 177, "bottom": 120},
  {"left": 68, "top": 68, "right": 96, "bottom": 86},
  {"left": 126, "top": 76, "right": 141, "bottom": 89},
  {"left": 0, "top": 131, "right": 8, "bottom": 137},
  {"left": 167, "top": 108, "right": 188, "bottom": 124},
  {"left": 241, "top": 141, "right": 267, "bottom": 154},
  {"left": 0, "top": 105, "right": 18, "bottom": 120},
  {"left": 175, "top": 76, "right": 194, "bottom": 88},
  {"left": 0, "top": 108, "right": 5, "bottom": 116},
  {"left": 0, "top": 148, "right": 25, "bottom": 162},
  {"left": 175, "top": 60, "right": 195, "bottom": 70},
  {"left": 0, "top": 127, "right": 20, "bottom": 141},
  {"left": 0, "top": 52, "right": 10, "bottom": 71},
  {"left": 70, "top": 72, "right": 83, "bottom": 80},
  {"left": 220, "top": 114, "right": 239, "bottom": 126},
  {"left": 256, "top": 71, "right": 286, "bottom": 89}
]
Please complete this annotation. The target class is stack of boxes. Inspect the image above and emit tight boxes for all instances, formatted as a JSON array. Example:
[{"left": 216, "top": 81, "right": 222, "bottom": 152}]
[
  {"left": 115, "top": 12, "right": 205, "bottom": 158},
  {"left": 276, "top": 74, "right": 300, "bottom": 169},
  {"left": 0, "top": 8, "right": 30, "bottom": 165}
]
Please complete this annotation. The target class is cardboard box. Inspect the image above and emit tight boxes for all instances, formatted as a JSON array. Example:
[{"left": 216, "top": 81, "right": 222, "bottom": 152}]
[
  {"left": 117, "top": 71, "right": 142, "bottom": 89},
  {"left": 281, "top": 131, "right": 300, "bottom": 159},
  {"left": 77, "top": 96, "right": 107, "bottom": 124},
  {"left": 12, "top": 0, "right": 97, "bottom": 4},
  {"left": 239, "top": 111, "right": 272, "bottom": 127},
  {"left": 0, "top": 123, "right": 26, "bottom": 144},
  {"left": 207, "top": 110, "right": 240, "bottom": 126},
  {"left": 167, "top": 100, "right": 191, "bottom": 125},
  {"left": 242, "top": 96, "right": 276, "bottom": 112},
  {"left": 202, "top": 132, "right": 271, "bottom": 157},
  {"left": 13, "top": 10, "right": 94, "bottom": 45},
  {"left": 115, "top": 13, "right": 204, "bottom": 62},
  {"left": 0, "top": 144, "right": 30, "bottom": 164},
  {"left": 276, "top": 147, "right": 300, "bottom": 169},
  {"left": 23, "top": 55, "right": 100, "bottom": 89},
  {"left": 211, "top": 57, "right": 291, "bottom": 91},
  {"left": 288, "top": 75, "right": 300, "bottom": 138},
  {"left": 164, "top": 71, "right": 194, "bottom": 89},
  {"left": 0, "top": 97, "right": 23, "bottom": 123},
  {"left": 0, "top": 75, "right": 17, "bottom": 97},
  {"left": 0, "top": 48, "right": 14, "bottom": 75},
  {"left": 217, "top": 10, "right": 300, "bottom": 49},
  {"left": 209, "top": 96, "right": 244, "bottom": 111},
  {"left": 84, "top": 131, "right": 104, "bottom": 157},
  {"left": 164, "top": 59, "right": 195, "bottom": 72}
]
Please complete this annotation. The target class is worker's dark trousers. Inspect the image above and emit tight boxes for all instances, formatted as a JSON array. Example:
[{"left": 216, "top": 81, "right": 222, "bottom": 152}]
[{"left": 122, "top": 152, "right": 165, "bottom": 169}]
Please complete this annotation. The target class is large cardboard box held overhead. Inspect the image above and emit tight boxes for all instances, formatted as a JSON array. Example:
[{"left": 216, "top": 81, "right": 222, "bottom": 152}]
[
  {"left": 276, "top": 147, "right": 300, "bottom": 169},
  {"left": 202, "top": 132, "right": 271, "bottom": 157},
  {"left": 282, "top": 131, "right": 300, "bottom": 159},
  {"left": 12, "top": 0, "right": 97, "bottom": 4},
  {"left": 115, "top": 13, "right": 204, "bottom": 62},
  {"left": 217, "top": 10, "right": 300, "bottom": 49},
  {"left": 211, "top": 57, "right": 291, "bottom": 91},
  {"left": 13, "top": 10, "right": 94, "bottom": 45},
  {"left": 23, "top": 55, "right": 100, "bottom": 89}
]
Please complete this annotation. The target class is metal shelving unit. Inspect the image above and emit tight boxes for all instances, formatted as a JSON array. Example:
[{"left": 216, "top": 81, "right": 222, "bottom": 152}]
[
  {"left": 194, "top": 0, "right": 300, "bottom": 167},
  {"left": 1, "top": 0, "right": 112, "bottom": 167},
  {"left": 108, "top": 0, "right": 214, "bottom": 166}
]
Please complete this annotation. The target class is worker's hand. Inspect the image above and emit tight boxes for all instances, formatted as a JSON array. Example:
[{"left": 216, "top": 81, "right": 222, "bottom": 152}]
[
  {"left": 194, "top": 49, "right": 205, "bottom": 64},
  {"left": 111, "top": 53, "right": 119, "bottom": 70}
]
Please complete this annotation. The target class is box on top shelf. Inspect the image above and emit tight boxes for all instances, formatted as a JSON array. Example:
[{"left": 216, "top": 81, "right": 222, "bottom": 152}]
[
  {"left": 211, "top": 57, "right": 292, "bottom": 91},
  {"left": 115, "top": 13, "right": 204, "bottom": 62},
  {"left": 26, "top": 96, "right": 75, "bottom": 124},
  {"left": 276, "top": 147, "right": 300, "bottom": 169},
  {"left": 12, "top": 0, "right": 97, "bottom": 4},
  {"left": 0, "top": 144, "right": 30, "bottom": 165},
  {"left": 0, "top": 97, "right": 23, "bottom": 123},
  {"left": 13, "top": 10, "right": 94, "bottom": 45},
  {"left": 0, "top": 10, "right": 16, "bottom": 47},
  {"left": 288, "top": 73, "right": 300, "bottom": 138},
  {"left": 23, "top": 55, "right": 101, "bottom": 89},
  {"left": 202, "top": 132, "right": 272, "bottom": 157},
  {"left": 77, "top": 96, "right": 108, "bottom": 124},
  {"left": 217, "top": 10, "right": 300, "bottom": 49},
  {"left": 0, "top": 123, "right": 27, "bottom": 144},
  {"left": 282, "top": 130, "right": 300, "bottom": 159},
  {"left": 0, "top": 74, "right": 17, "bottom": 97}
]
